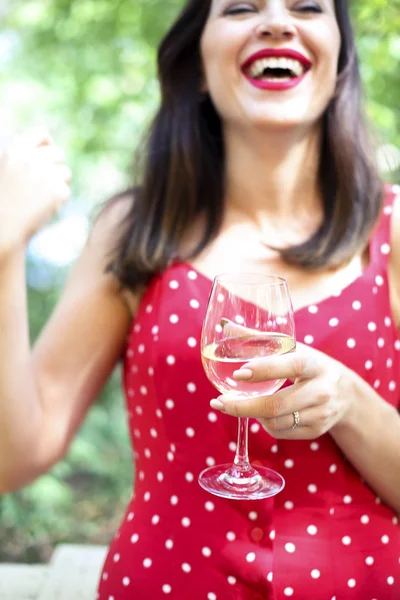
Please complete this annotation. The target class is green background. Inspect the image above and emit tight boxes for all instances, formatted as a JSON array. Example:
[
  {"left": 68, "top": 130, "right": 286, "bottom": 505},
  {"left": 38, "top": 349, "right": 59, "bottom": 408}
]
[{"left": 0, "top": 0, "right": 399, "bottom": 563}]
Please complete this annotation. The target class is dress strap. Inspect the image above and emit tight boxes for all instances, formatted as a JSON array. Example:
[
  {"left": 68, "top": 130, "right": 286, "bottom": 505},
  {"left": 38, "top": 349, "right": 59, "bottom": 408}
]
[{"left": 369, "top": 184, "right": 398, "bottom": 269}]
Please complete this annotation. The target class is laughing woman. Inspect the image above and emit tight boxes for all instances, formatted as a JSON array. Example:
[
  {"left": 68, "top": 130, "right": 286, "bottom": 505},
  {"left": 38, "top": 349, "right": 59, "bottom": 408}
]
[{"left": 0, "top": 0, "right": 399, "bottom": 599}]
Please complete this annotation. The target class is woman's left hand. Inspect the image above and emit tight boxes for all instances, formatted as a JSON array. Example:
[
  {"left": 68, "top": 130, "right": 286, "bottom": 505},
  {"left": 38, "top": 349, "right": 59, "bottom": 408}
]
[{"left": 210, "top": 343, "right": 356, "bottom": 439}]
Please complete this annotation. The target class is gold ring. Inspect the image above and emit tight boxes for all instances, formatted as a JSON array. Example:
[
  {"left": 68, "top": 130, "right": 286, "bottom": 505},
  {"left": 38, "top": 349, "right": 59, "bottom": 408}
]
[{"left": 292, "top": 411, "right": 300, "bottom": 429}]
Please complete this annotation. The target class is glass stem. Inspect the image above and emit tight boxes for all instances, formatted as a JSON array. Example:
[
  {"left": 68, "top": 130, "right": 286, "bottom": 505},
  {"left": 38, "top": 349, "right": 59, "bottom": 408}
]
[{"left": 233, "top": 417, "right": 251, "bottom": 471}]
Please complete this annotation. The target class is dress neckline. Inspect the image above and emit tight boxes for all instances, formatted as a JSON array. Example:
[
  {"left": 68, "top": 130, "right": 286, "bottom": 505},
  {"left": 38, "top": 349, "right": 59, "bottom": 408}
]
[{"left": 177, "top": 255, "right": 375, "bottom": 317}]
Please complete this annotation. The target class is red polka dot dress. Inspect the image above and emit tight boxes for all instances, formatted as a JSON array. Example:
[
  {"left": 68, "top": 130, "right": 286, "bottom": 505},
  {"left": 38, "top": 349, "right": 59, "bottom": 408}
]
[{"left": 97, "top": 185, "right": 400, "bottom": 600}]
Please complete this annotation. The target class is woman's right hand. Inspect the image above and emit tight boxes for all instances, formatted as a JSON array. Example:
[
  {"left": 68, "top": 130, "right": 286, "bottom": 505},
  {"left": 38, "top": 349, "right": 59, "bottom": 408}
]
[{"left": 0, "top": 127, "right": 72, "bottom": 256}]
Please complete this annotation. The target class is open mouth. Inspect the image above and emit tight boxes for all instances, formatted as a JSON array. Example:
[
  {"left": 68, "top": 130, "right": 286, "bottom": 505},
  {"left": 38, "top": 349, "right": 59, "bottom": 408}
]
[{"left": 245, "top": 57, "right": 309, "bottom": 82}]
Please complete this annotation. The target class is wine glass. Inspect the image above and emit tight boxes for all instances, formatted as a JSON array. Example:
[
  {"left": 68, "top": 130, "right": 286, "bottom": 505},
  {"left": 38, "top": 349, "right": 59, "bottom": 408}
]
[{"left": 199, "top": 273, "right": 295, "bottom": 500}]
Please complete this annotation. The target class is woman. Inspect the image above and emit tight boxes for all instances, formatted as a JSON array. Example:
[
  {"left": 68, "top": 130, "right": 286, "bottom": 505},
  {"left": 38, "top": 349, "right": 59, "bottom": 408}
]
[{"left": 0, "top": 0, "right": 399, "bottom": 598}]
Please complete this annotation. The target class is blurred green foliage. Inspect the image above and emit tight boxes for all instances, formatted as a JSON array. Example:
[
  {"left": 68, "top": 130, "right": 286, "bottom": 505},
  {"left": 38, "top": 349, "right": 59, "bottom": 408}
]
[{"left": 0, "top": 0, "right": 399, "bottom": 563}]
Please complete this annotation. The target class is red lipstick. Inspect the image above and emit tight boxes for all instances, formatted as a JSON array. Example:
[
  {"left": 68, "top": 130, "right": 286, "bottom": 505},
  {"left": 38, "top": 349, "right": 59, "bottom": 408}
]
[{"left": 242, "top": 48, "right": 312, "bottom": 92}]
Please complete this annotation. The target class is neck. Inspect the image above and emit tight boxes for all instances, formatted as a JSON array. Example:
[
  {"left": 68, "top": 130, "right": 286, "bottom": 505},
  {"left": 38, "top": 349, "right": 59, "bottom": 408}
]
[{"left": 223, "top": 125, "right": 323, "bottom": 230}]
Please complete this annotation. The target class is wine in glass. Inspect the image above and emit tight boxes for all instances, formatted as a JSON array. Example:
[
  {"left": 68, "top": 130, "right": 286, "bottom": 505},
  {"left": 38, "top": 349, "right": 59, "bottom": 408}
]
[{"left": 199, "top": 273, "right": 295, "bottom": 500}]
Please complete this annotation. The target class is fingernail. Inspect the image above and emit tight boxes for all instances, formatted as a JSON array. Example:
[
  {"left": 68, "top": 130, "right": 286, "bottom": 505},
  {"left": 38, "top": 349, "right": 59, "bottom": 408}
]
[
  {"left": 210, "top": 399, "right": 226, "bottom": 412},
  {"left": 233, "top": 368, "right": 253, "bottom": 380}
]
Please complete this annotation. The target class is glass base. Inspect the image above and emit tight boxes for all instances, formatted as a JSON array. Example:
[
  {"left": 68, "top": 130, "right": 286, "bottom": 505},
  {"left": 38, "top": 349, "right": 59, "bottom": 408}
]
[{"left": 198, "top": 463, "right": 285, "bottom": 500}]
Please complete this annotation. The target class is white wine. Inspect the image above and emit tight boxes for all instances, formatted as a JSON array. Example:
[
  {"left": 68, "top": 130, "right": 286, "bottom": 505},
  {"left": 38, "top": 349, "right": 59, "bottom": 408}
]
[{"left": 202, "top": 333, "right": 295, "bottom": 398}]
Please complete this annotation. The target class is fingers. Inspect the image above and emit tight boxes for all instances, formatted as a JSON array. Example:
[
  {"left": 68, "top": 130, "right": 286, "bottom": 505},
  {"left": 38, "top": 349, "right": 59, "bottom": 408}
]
[
  {"left": 260, "top": 404, "right": 334, "bottom": 437},
  {"left": 232, "top": 347, "right": 321, "bottom": 384},
  {"left": 210, "top": 380, "right": 315, "bottom": 420}
]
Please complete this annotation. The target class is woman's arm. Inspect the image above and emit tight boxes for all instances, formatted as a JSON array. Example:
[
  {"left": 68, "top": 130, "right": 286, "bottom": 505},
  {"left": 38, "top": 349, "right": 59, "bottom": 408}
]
[{"left": 0, "top": 198, "right": 134, "bottom": 494}]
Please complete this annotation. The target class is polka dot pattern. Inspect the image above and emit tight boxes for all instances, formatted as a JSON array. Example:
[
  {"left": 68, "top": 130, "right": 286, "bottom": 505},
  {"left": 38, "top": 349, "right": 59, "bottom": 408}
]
[{"left": 97, "top": 186, "right": 400, "bottom": 600}]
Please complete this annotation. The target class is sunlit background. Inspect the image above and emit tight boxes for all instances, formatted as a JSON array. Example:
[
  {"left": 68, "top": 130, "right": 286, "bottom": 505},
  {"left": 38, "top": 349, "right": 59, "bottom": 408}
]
[{"left": 0, "top": 0, "right": 399, "bottom": 563}]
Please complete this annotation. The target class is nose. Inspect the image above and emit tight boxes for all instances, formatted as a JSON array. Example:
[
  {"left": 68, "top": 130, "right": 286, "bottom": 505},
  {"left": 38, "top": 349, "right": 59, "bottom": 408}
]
[{"left": 255, "top": 7, "right": 297, "bottom": 40}]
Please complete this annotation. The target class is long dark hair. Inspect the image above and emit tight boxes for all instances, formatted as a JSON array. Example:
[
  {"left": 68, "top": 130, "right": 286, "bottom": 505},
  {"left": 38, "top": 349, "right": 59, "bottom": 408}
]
[{"left": 106, "top": 0, "right": 384, "bottom": 290}]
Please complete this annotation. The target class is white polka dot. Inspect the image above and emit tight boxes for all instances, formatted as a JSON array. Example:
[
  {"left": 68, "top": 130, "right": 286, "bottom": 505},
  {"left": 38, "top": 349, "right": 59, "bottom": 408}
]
[
  {"left": 284, "top": 459, "right": 294, "bottom": 468},
  {"left": 329, "top": 318, "right": 339, "bottom": 327},
  {"left": 396, "top": 340, "right": 400, "bottom": 351},
  {"left": 307, "top": 525, "right": 318, "bottom": 535},
  {"left": 190, "top": 299, "right": 200, "bottom": 309},
  {"left": 166, "top": 399, "right": 175, "bottom": 409},
  {"left": 385, "top": 317, "right": 392, "bottom": 327},
  {"left": 157, "top": 472, "right": 164, "bottom": 482},
  {"left": 250, "top": 422, "right": 260, "bottom": 433},
  {"left": 310, "top": 442, "right": 319, "bottom": 451},
  {"left": 188, "top": 337, "right": 197, "bottom": 348},
  {"left": 167, "top": 451, "right": 174, "bottom": 461},
  {"left": 365, "top": 556, "right": 374, "bottom": 565},
  {"left": 269, "top": 530, "right": 276, "bottom": 540},
  {"left": 343, "top": 495, "right": 352, "bottom": 504},
  {"left": 267, "top": 572, "right": 273, "bottom": 582},
  {"left": 377, "top": 337, "right": 385, "bottom": 348},
  {"left": 144, "top": 491, "right": 151, "bottom": 501},
  {"left": 207, "top": 594, "right": 217, "bottom": 600},
  {"left": 387, "top": 358, "right": 393, "bottom": 368},
  {"left": 202, "top": 546, "right": 212, "bottom": 557},
  {"left": 329, "top": 464, "right": 337, "bottom": 474},
  {"left": 166, "top": 355, "right": 176, "bottom": 365},
  {"left": 133, "top": 323, "right": 141, "bottom": 333},
  {"left": 188, "top": 270, "right": 198, "bottom": 280},
  {"left": 122, "top": 577, "right": 130, "bottom": 586},
  {"left": 308, "top": 484, "right": 317, "bottom": 493},
  {"left": 311, "top": 569, "right": 320, "bottom": 579},
  {"left": 145, "top": 304, "right": 153, "bottom": 313},
  {"left": 382, "top": 535, "right": 389, "bottom": 544},
  {"left": 182, "top": 517, "right": 191, "bottom": 527},
  {"left": 375, "top": 275, "right": 384, "bottom": 286},
  {"left": 138, "top": 344, "right": 145, "bottom": 353},
  {"left": 187, "top": 382, "right": 197, "bottom": 393},
  {"left": 205, "top": 501, "right": 215, "bottom": 512},
  {"left": 285, "top": 542, "right": 296, "bottom": 553},
  {"left": 165, "top": 539, "right": 173, "bottom": 549},
  {"left": 113, "top": 553, "right": 120, "bottom": 562},
  {"left": 229, "top": 441, "right": 237, "bottom": 452},
  {"left": 365, "top": 360, "right": 373, "bottom": 370},
  {"left": 226, "top": 531, "right": 236, "bottom": 541},
  {"left": 381, "top": 243, "right": 390, "bottom": 255},
  {"left": 170, "top": 495, "right": 179, "bottom": 505},
  {"left": 308, "top": 305, "right": 318, "bottom": 314},
  {"left": 127, "top": 512, "right": 134, "bottom": 521},
  {"left": 102, "top": 572, "right": 108, "bottom": 581},
  {"left": 342, "top": 536, "right": 351, "bottom": 545},
  {"left": 271, "top": 444, "right": 278, "bottom": 453},
  {"left": 393, "top": 516, "right": 398, "bottom": 525},
  {"left": 249, "top": 511, "right": 258, "bottom": 521},
  {"left": 235, "top": 315, "right": 245, "bottom": 324},
  {"left": 347, "top": 579, "right": 356, "bottom": 588},
  {"left": 388, "top": 576, "right": 394, "bottom": 585},
  {"left": 136, "top": 406, "right": 143, "bottom": 415},
  {"left": 352, "top": 301, "right": 362, "bottom": 310},
  {"left": 169, "top": 280, "right": 179, "bottom": 289},
  {"left": 206, "top": 457, "right": 216, "bottom": 466},
  {"left": 246, "top": 552, "right": 256, "bottom": 563},
  {"left": 150, "top": 428, "right": 158, "bottom": 438},
  {"left": 368, "top": 322, "right": 377, "bottom": 332},
  {"left": 186, "top": 427, "right": 195, "bottom": 438},
  {"left": 143, "top": 558, "right": 152, "bottom": 568},
  {"left": 152, "top": 515, "right": 160, "bottom": 525},
  {"left": 182, "top": 563, "right": 191, "bottom": 573},
  {"left": 389, "top": 381, "right": 397, "bottom": 391},
  {"left": 144, "top": 448, "right": 151, "bottom": 458},
  {"left": 347, "top": 338, "right": 356, "bottom": 348},
  {"left": 304, "top": 335, "right": 314, "bottom": 344},
  {"left": 162, "top": 584, "right": 172, "bottom": 594},
  {"left": 169, "top": 314, "right": 179, "bottom": 324},
  {"left": 185, "top": 472, "right": 194, "bottom": 482},
  {"left": 384, "top": 204, "right": 393, "bottom": 215},
  {"left": 131, "top": 533, "right": 139, "bottom": 543},
  {"left": 208, "top": 412, "right": 217, "bottom": 422},
  {"left": 151, "top": 325, "right": 159, "bottom": 335},
  {"left": 285, "top": 501, "right": 294, "bottom": 510},
  {"left": 228, "top": 576, "right": 237, "bottom": 585},
  {"left": 284, "top": 588, "right": 294, "bottom": 597}
]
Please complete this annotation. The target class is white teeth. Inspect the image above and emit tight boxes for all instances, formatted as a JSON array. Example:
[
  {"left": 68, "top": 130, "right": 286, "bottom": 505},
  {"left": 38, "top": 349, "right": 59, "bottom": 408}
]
[{"left": 248, "top": 56, "right": 306, "bottom": 79}]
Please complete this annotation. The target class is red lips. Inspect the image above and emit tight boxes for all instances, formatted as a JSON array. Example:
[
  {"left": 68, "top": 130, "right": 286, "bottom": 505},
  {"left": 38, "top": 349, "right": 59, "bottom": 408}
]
[{"left": 242, "top": 48, "right": 312, "bottom": 92}]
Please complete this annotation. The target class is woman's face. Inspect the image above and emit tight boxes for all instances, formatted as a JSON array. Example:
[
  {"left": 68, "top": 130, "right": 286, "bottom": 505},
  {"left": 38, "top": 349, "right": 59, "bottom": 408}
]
[{"left": 200, "top": 0, "right": 341, "bottom": 132}]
